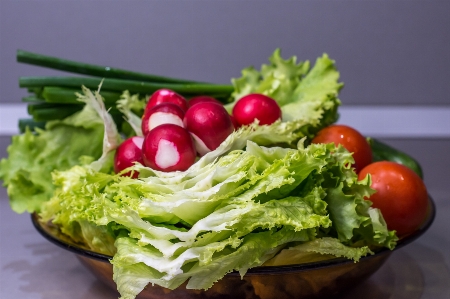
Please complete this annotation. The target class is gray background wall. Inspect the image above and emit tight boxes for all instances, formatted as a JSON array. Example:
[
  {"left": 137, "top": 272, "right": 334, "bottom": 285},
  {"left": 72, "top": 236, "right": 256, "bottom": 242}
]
[
  {"left": 1, "top": 0, "right": 449, "bottom": 191},
  {"left": 1, "top": 0, "right": 450, "bottom": 106}
]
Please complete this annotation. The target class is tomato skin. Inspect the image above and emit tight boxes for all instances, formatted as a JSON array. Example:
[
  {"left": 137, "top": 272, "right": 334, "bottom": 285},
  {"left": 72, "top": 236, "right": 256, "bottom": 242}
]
[
  {"left": 311, "top": 125, "right": 372, "bottom": 173},
  {"left": 358, "top": 161, "right": 428, "bottom": 237}
]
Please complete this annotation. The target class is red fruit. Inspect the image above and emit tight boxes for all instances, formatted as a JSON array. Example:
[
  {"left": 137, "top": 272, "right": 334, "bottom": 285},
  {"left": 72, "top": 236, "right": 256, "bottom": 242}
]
[
  {"left": 145, "top": 89, "right": 188, "bottom": 114},
  {"left": 358, "top": 161, "right": 428, "bottom": 237},
  {"left": 188, "top": 96, "right": 222, "bottom": 108},
  {"left": 142, "top": 103, "right": 185, "bottom": 136},
  {"left": 311, "top": 124, "right": 372, "bottom": 173},
  {"left": 114, "top": 136, "right": 145, "bottom": 178},
  {"left": 232, "top": 94, "right": 281, "bottom": 126},
  {"left": 183, "top": 102, "right": 234, "bottom": 156},
  {"left": 142, "top": 124, "right": 196, "bottom": 172},
  {"left": 229, "top": 115, "right": 240, "bottom": 130}
]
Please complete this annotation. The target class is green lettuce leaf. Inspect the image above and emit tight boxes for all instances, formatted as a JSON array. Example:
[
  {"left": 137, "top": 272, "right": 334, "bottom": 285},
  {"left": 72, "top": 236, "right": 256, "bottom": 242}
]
[
  {"left": 40, "top": 141, "right": 339, "bottom": 298},
  {"left": 0, "top": 49, "right": 399, "bottom": 299},
  {"left": 225, "top": 49, "right": 342, "bottom": 138},
  {"left": 39, "top": 138, "right": 397, "bottom": 299},
  {"left": 304, "top": 143, "right": 398, "bottom": 249},
  {"left": 263, "top": 237, "right": 373, "bottom": 266},
  {"left": 0, "top": 104, "right": 104, "bottom": 213},
  {"left": 116, "top": 91, "right": 145, "bottom": 137},
  {"left": 230, "top": 48, "right": 310, "bottom": 106}
]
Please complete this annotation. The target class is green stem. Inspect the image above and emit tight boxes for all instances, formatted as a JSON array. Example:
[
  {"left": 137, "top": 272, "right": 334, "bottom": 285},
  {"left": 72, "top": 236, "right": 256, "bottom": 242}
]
[
  {"left": 19, "top": 76, "right": 234, "bottom": 96},
  {"left": 17, "top": 50, "right": 206, "bottom": 84},
  {"left": 18, "top": 118, "right": 47, "bottom": 133},
  {"left": 369, "top": 138, "right": 424, "bottom": 179},
  {"left": 42, "top": 87, "right": 121, "bottom": 105},
  {"left": 22, "top": 96, "right": 45, "bottom": 103},
  {"left": 28, "top": 104, "right": 84, "bottom": 121}
]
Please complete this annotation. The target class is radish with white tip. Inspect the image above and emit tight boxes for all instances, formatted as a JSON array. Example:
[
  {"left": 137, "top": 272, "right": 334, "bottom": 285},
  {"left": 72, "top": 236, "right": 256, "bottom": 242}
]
[
  {"left": 145, "top": 89, "right": 189, "bottom": 114},
  {"left": 114, "top": 136, "right": 145, "bottom": 178},
  {"left": 232, "top": 93, "right": 281, "bottom": 126},
  {"left": 141, "top": 103, "right": 185, "bottom": 136},
  {"left": 183, "top": 102, "right": 234, "bottom": 156},
  {"left": 142, "top": 124, "right": 196, "bottom": 172}
]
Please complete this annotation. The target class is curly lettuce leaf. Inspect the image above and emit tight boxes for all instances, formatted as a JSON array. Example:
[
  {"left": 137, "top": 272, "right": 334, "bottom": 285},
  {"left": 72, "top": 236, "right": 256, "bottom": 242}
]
[
  {"left": 116, "top": 90, "right": 145, "bottom": 137},
  {"left": 230, "top": 48, "right": 310, "bottom": 106},
  {"left": 263, "top": 237, "right": 373, "bottom": 266},
  {"left": 39, "top": 138, "right": 396, "bottom": 299},
  {"left": 305, "top": 143, "right": 398, "bottom": 249},
  {"left": 40, "top": 142, "right": 337, "bottom": 298},
  {"left": 225, "top": 49, "right": 342, "bottom": 138},
  {"left": 0, "top": 104, "right": 104, "bottom": 213}
]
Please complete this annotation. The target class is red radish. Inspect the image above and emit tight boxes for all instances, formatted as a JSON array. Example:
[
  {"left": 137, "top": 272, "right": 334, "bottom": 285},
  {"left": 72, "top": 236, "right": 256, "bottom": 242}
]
[
  {"left": 188, "top": 96, "right": 222, "bottom": 108},
  {"left": 230, "top": 115, "right": 240, "bottom": 130},
  {"left": 114, "top": 136, "right": 145, "bottom": 178},
  {"left": 142, "top": 124, "right": 196, "bottom": 172},
  {"left": 142, "top": 103, "right": 185, "bottom": 136},
  {"left": 183, "top": 102, "right": 234, "bottom": 156},
  {"left": 232, "top": 94, "right": 281, "bottom": 126},
  {"left": 145, "top": 89, "right": 189, "bottom": 114}
]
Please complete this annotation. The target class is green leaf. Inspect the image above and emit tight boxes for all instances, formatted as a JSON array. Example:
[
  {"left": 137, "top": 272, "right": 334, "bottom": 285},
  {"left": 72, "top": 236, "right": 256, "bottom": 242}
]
[{"left": 0, "top": 104, "right": 104, "bottom": 213}]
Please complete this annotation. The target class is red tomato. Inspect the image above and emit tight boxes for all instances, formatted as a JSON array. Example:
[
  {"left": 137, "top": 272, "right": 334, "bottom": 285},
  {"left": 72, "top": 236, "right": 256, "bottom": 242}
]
[
  {"left": 358, "top": 161, "right": 428, "bottom": 237},
  {"left": 311, "top": 125, "right": 372, "bottom": 173}
]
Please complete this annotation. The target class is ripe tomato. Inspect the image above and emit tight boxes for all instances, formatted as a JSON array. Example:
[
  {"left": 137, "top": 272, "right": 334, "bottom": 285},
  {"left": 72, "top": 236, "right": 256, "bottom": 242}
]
[
  {"left": 358, "top": 161, "right": 428, "bottom": 237},
  {"left": 311, "top": 124, "right": 372, "bottom": 173}
]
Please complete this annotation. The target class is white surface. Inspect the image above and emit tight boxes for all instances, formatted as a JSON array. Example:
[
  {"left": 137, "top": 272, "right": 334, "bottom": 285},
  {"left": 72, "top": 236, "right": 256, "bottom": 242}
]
[
  {"left": 0, "top": 104, "right": 29, "bottom": 135},
  {"left": 337, "top": 106, "right": 450, "bottom": 138},
  {"left": 1, "top": 104, "right": 449, "bottom": 137}
]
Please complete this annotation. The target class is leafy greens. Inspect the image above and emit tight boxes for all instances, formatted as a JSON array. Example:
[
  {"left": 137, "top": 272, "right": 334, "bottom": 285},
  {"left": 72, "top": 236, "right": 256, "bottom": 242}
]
[{"left": 0, "top": 49, "right": 397, "bottom": 299}]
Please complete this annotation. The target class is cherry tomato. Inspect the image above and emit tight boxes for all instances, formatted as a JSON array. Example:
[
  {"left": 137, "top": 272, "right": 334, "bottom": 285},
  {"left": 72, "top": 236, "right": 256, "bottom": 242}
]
[
  {"left": 358, "top": 161, "right": 428, "bottom": 237},
  {"left": 311, "top": 124, "right": 372, "bottom": 173}
]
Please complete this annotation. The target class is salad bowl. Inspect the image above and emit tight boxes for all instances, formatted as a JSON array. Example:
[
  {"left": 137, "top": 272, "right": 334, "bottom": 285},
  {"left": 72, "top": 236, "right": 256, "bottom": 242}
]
[{"left": 31, "top": 196, "right": 435, "bottom": 299}]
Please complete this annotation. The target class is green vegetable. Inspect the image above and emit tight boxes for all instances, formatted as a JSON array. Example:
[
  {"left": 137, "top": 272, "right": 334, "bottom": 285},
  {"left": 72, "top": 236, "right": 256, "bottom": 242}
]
[
  {"left": 369, "top": 138, "right": 423, "bottom": 178},
  {"left": 19, "top": 76, "right": 234, "bottom": 98},
  {"left": 264, "top": 237, "right": 374, "bottom": 266},
  {"left": 27, "top": 103, "right": 84, "bottom": 121},
  {"left": 42, "top": 87, "right": 121, "bottom": 105},
  {"left": 0, "top": 49, "right": 400, "bottom": 299},
  {"left": 41, "top": 138, "right": 395, "bottom": 298},
  {"left": 18, "top": 118, "right": 46, "bottom": 133},
  {"left": 0, "top": 104, "right": 105, "bottom": 213},
  {"left": 22, "top": 96, "right": 44, "bottom": 103},
  {"left": 226, "top": 49, "right": 342, "bottom": 138},
  {"left": 17, "top": 49, "right": 203, "bottom": 84}
]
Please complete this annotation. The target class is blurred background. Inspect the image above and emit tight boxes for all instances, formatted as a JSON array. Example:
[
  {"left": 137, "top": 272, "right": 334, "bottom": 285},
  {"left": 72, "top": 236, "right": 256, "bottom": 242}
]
[{"left": 0, "top": 1, "right": 449, "bottom": 298}]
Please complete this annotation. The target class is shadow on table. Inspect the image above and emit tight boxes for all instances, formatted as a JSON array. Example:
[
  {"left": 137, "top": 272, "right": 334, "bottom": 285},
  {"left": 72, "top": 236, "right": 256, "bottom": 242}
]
[
  {"left": 338, "top": 242, "right": 450, "bottom": 299},
  {"left": 3, "top": 238, "right": 449, "bottom": 299},
  {"left": 3, "top": 241, "right": 119, "bottom": 299}
]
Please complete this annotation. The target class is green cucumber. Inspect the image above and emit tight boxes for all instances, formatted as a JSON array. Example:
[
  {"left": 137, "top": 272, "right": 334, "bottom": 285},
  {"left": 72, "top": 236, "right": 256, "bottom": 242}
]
[{"left": 369, "top": 138, "right": 423, "bottom": 179}]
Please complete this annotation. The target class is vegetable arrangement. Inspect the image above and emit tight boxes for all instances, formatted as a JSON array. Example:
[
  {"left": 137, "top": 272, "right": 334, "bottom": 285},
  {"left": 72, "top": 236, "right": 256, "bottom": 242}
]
[{"left": 0, "top": 49, "right": 428, "bottom": 299}]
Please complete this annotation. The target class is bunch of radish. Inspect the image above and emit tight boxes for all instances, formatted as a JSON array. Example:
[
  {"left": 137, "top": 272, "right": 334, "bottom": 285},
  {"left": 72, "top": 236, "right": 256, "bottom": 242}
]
[{"left": 114, "top": 89, "right": 281, "bottom": 175}]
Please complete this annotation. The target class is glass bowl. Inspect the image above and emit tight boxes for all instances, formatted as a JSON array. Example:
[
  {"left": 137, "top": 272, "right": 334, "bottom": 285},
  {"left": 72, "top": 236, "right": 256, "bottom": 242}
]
[{"left": 31, "top": 197, "right": 435, "bottom": 299}]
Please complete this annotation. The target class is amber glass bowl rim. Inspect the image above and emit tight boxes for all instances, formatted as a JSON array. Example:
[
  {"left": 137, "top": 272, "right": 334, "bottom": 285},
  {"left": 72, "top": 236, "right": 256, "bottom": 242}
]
[{"left": 31, "top": 196, "right": 436, "bottom": 276}]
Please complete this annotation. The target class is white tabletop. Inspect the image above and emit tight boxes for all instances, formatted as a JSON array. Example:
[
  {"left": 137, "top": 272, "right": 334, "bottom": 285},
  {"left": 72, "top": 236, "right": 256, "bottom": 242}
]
[{"left": 1, "top": 187, "right": 449, "bottom": 299}]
